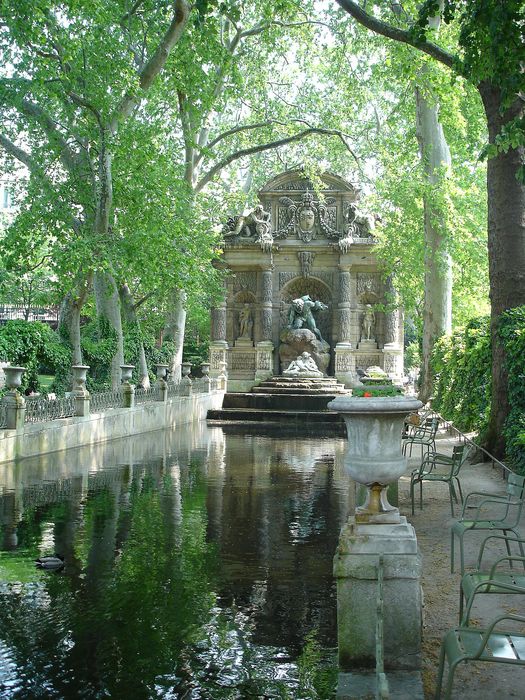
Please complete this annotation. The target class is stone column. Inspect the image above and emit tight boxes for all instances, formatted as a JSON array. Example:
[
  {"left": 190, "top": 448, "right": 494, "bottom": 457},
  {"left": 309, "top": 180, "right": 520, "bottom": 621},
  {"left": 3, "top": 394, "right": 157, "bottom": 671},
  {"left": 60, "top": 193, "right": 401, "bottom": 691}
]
[
  {"left": 210, "top": 298, "right": 229, "bottom": 380},
  {"left": 383, "top": 276, "right": 404, "bottom": 379},
  {"left": 260, "top": 268, "right": 273, "bottom": 342},
  {"left": 335, "top": 268, "right": 356, "bottom": 386}
]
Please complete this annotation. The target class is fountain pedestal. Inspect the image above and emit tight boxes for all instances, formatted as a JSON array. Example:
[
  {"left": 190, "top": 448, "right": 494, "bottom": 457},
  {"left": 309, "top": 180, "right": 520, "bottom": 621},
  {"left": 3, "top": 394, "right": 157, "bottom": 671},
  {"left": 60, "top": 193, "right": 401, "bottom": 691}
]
[
  {"left": 327, "top": 394, "right": 424, "bottom": 682},
  {"left": 334, "top": 516, "right": 422, "bottom": 672}
]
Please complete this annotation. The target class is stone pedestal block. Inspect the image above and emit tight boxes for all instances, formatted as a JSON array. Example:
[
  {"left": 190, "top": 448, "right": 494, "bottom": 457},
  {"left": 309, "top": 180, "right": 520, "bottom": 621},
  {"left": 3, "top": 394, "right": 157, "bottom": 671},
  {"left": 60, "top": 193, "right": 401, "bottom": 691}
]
[
  {"left": 74, "top": 394, "right": 90, "bottom": 417},
  {"left": 255, "top": 341, "right": 274, "bottom": 382},
  {"left": 209, "top": 341, "right": 229, "bottom": 379},
  {"left": 3, "top": 392, "right": 26, "bottom": 429},
  {"left": 334, "top": 342, "right": 357, "bottom": 387},
  {"left": 334, "top": 516, "right": 422, "bottom": 671},
  {"left": 122, "top": 384, "right": 135, "bottom": 408}
]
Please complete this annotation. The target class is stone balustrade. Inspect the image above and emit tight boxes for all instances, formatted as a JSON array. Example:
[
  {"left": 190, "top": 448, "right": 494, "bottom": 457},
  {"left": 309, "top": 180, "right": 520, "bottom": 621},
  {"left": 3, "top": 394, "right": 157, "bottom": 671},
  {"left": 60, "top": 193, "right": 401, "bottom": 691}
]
[{"left": 0, "top": 361, "right": 222, "bottom": 430}]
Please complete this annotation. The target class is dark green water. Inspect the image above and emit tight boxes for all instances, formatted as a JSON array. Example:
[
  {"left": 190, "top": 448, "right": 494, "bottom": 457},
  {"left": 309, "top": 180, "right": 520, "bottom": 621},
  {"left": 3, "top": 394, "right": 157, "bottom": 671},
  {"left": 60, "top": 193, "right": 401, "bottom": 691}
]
[{"left": 0, "top": 426, "right": 351, "bottom": 699}]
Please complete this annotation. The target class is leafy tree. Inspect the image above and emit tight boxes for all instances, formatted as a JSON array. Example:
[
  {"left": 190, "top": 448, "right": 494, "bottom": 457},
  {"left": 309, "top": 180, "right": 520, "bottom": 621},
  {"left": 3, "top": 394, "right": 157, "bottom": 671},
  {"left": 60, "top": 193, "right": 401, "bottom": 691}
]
[{"left": 334, "top": 0, "right": 525, "bottom": 454}]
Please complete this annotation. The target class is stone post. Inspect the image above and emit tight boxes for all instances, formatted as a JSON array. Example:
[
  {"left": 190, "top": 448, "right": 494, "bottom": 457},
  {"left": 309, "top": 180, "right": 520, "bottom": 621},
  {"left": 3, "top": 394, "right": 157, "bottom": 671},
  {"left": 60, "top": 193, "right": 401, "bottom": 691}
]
[
  {"left": 71, "top": 364, "right": 90, "bottom": 417},
  {"left": 328, "top": 395, "right": 424, "bottom": 688},
  {"left": 120, "top": 364, "right": 135, "bottom": 408},
  {"left": 218, "top": 360, "right": 228, "bottom": 392},
  {"left": 260, "top": 268, "right": 273, "bottom": 342},
  {"left": 200, "top": 363, "right": 211, "bottom": 392},
  {"left": 180, "top": 362, "right": 193, "bottom": 396},
  {"left": 3, "top": 367, "right": 26, "bottom": 429},
  {"left": 155, "top": 364, "right": 168, "bottom": 403}
]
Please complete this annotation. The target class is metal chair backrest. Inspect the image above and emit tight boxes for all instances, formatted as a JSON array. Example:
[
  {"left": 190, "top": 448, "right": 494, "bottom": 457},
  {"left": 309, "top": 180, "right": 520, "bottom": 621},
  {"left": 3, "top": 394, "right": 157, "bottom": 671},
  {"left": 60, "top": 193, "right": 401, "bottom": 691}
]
[
  {"left": 507, "top": 473, "right": 525, "bottom": 500},
  {"left": 450, "top": 444, "right": 467, "bottom": 475}
]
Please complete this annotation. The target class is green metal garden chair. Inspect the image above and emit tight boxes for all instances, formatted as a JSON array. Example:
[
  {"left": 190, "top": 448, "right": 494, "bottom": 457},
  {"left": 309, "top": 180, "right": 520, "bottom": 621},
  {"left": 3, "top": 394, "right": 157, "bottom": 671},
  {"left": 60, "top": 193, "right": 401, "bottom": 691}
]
[
  {"left": 402, "top": 416, "right": 439, "bottom": 459},
  {"left": 459, "top": 533, "right": 525, "bottom": 624},
  {"left": 410, "top": 444, "right": 470, "bottom": 517},
  {"left": 450, "top": 472, "right": 525, "bottom": 574},
  {"left": 434, "top": 614, "right": 525, "bottom": 699}
]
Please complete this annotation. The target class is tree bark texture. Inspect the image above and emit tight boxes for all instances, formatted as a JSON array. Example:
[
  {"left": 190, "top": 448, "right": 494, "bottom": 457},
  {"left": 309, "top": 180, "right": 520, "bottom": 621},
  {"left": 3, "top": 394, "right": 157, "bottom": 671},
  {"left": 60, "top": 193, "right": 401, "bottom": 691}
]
[
  {"left": 415, "top": 86, "right": 453, "bottom": 403},
  {"left": 119, "top": 284, "right": 150, "bottom": 389},
  {"left": 94, "top": 272, "right": 124, "bottom": 389},
  {"left": 480, "top": 86, "right": 525, "bottom": 455},
  {"left": 163, "top": 288, "right": 187, "bottom": 382},
  {"left": 58, "top": 292, "right": 84, "bottom": 365}
]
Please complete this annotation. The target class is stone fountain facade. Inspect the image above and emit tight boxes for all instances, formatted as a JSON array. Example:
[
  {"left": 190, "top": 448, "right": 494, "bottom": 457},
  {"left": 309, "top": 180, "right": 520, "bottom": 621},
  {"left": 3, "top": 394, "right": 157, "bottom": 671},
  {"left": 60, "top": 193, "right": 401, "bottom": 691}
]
[{"left": 210, "top": 171, "right": 404, "bottom": 391}]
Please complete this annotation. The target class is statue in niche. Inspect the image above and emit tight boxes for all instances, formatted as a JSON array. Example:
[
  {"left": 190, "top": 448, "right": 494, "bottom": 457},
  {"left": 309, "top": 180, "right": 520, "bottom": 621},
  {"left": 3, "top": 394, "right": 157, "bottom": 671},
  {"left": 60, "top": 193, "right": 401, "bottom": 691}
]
[
  {"left": 361, "top": 305, "right": 376, "bottom": 341},
  {"left": 287, "top": 295, "right": 328, "bottom": 342},
  {"left": 238, "top": 304, "right": 253, "bottom": 340},
  {"left": 283, "top": 351, "right": 323, "bottom": 377}
]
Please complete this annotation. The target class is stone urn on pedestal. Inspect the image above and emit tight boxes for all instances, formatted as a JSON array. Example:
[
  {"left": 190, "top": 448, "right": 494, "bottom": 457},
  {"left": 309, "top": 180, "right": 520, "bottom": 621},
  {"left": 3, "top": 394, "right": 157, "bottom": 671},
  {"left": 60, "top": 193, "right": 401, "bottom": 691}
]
[
  {"left": 327, "top": 392, "right": 425, "bottom": 683},
  {"left": 2, "top": 367, "right": 26, "bottom": 429}
]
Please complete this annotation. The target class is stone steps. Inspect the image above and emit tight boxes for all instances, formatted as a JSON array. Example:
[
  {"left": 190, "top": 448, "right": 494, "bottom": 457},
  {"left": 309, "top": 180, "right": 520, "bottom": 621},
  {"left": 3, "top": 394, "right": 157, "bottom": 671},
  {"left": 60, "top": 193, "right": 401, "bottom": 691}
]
[
  {"left": 207, "top": 407, "right": 344, "bottom": 427},
  {"left": 222, "top": 392, "right": 341, "bottom": 411},
  {"left": 207, "top": 375, "right": 350, "bottom": 431}
]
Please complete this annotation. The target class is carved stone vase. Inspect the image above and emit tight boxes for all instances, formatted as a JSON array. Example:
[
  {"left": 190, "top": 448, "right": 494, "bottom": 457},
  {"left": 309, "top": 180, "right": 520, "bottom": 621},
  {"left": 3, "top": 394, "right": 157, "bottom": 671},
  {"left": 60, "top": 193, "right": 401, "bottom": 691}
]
[
  {"left": 201, "top": 363, "right": 210, "bottom": 377},
  {"left": 71, "top": 365, "right": 90, "bottom": 393},
  {"left": 327, "top": 395, "right": 422, "bottom": 522},
  {"left": 3, "top": 366, "right": 26, "bottom": 391},
  {"left": 181, "top": 362, "right": 192, "bottom": 378},
  {"left": 155, "top": 364, "right": 169, "bottom": 382},
  {"left": 120, "top": 365, "right": 135, "bottom": 384}
]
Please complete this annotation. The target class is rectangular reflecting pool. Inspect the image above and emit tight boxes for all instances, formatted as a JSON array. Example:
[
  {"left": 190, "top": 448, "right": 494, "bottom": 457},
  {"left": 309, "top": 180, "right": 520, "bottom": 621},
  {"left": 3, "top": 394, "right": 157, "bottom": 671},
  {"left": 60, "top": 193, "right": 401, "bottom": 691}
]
[{"left": 0, "top": 424, "right": 353, "bottom": 699}]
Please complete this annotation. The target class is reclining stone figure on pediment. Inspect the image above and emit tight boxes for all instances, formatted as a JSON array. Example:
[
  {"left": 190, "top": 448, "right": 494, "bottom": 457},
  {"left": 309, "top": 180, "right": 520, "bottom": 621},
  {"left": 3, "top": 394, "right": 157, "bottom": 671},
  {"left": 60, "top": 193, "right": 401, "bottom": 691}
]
[{"left": 222, "top": 204, "right": 273, "bottom": 251}]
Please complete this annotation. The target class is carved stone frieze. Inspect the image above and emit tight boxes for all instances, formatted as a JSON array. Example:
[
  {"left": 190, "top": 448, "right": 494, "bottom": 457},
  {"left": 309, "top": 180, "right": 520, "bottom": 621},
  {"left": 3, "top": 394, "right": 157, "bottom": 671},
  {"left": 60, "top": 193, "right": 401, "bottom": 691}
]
[
  {"left": 210, "top": 350, "right": 225, "bottom": 370},
  {"left": 355, "top": 354, "right": 382, "bottom": 369},
  {"left": 298, "top": 251, "right": 315, "bottom": 278},
  {"left": 233, "top": 271, "right": 257, "bottom": 295},
  {"left": 256, "top": 352, "right": 272, "bottom": 371},
  {"left": 275, "top": 191, "right": 341, "bottom": 241},
  {"left": 335, "top": 353, "right": 354, "bottom": 372},
  {"left": 230, "top": 353, "right": 256, "bottom": 371},
  {"left": 356, "top": 272, "right": 381, "bottom": 299}
]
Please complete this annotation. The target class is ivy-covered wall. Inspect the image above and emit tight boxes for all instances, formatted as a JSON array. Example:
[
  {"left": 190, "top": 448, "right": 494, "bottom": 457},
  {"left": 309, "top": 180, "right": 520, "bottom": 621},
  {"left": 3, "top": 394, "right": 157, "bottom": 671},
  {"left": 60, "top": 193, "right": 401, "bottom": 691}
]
[{"left": 431, "top": 308, "right": 525, "bottom": 474}]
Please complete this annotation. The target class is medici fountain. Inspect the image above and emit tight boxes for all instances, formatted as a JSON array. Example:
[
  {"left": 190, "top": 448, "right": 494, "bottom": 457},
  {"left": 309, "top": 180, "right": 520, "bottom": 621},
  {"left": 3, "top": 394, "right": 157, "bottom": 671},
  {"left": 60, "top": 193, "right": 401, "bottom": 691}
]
[
  {"left": 208, "top": 170, "right": 404, "bottom": 392},
  {"left": 208, "top": 171, "right": 423, "bottom": 697}
]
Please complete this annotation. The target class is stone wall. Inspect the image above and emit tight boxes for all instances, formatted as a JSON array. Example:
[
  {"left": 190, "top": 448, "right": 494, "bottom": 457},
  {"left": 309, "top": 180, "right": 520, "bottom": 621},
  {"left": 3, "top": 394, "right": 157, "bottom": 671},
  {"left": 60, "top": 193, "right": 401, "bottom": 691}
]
[{"left": 0, "top": 392, "right": 223, "bottom": 464}]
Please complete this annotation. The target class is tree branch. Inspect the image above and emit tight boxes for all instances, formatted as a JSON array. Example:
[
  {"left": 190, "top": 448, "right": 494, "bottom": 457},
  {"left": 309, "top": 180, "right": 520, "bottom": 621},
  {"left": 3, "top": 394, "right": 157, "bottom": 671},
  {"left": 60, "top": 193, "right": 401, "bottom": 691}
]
[
  {"left": 195, "top": 127, "right": 361, "bottom": 193},
  {"left": 110, "top": 0, "right": 190, "bottom": 133},
  {"left": 0, "top": 134, "right": 37, "bottom": 171},
  {"left": 335, "top": 0, "right": 457, "bottom": 71}
]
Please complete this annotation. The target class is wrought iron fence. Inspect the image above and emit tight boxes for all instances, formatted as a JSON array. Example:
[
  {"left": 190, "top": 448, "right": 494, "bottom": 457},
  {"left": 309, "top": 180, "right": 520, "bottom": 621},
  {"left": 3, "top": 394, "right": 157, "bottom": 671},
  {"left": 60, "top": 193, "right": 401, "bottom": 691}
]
[
  {"left": 90, "top": 388, "right": 123, "bottom": 413},
  {"left": 25, "top": 394, "right": 75, "bottom": 423},
  {"left": 134, "top": 386, "right": 161, "bottom": 404},
  {"left": 167, "top": 382, "right": 183, "bottom": 397}
]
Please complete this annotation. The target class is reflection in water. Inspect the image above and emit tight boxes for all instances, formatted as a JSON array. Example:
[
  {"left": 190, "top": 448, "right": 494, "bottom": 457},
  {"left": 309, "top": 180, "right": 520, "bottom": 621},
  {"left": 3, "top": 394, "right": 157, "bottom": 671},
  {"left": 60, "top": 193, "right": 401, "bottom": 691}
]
[{"left": 0, "top": 426, "right": 352, "bottom": 699}]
